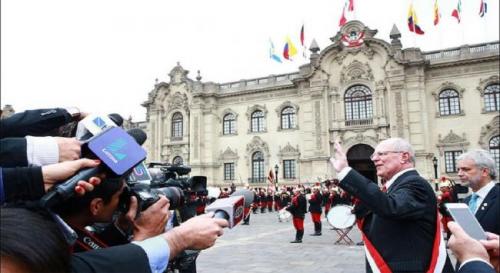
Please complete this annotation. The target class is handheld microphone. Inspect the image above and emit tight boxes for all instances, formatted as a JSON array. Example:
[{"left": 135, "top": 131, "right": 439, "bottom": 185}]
[
  {"left": 40, "top": 127, "right": 147, "bottom": 208},
  {"left": 205, "top": 189, "right": 254, "bottom": 228},
  {"left": 75, "top": 113, "right": 124, "bottom": 141}
]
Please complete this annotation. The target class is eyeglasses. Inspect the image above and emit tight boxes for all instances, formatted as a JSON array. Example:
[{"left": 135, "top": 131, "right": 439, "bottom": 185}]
[{"left": 370, "top": 151, "right": 403, "bottom": 160}]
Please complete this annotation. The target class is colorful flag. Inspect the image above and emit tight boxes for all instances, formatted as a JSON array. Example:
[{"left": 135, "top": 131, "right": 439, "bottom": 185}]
[
  {"left": 348, "top": 0, "right": 354, "bottom": 11},
  {"left": 408, "top": 3, "right": 425, "bottom": 35},
  {"left": 283, "top": 42, "right": 290, "bottom": 60},
  {"left": 452, "top": 0, "right": 462, "bottom": 23},
  {"left": 283, "top": 36, "right": 297, "bottom": 60},
  {"left": 479, "top": 0, "right": 487, "bottom": 17},
  {"left": 268, "top": 169, "right": 275, "bottom": 185},
  {"left": 433, "top": 0, "right": 441, "bottom": 25},
  {"left": 269, "top": 39, "right": 282, "bottom": 63},
  {"left": 300, "top": 24, "right": 305, "bottom": 46},
  {"left": 339, "top": 3, "right": 347, "bottom": 27}
]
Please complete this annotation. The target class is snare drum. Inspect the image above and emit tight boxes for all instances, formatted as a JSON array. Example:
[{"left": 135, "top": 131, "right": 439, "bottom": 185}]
[
  {"left": 278, "top": 208, "right": 292, "bottom": 222},
  {"left": 326, "top": 205, "right": 355, "bottom": 229}
]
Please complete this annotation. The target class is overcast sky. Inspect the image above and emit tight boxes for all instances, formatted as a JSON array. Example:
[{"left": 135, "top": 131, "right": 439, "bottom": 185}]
[{"left": 1, "top": 0, "right": 498, "bottom": 121}]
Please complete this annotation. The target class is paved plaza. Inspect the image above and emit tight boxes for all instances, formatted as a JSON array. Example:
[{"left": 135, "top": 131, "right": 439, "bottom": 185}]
[
  {"left": 197, "top": 210, "right": 366, "bottom": 273},
  {"left": 197, "top": 210, "right": 457, "bottom": 273}
]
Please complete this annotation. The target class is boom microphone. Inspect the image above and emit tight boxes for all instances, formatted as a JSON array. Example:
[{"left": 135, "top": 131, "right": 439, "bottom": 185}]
[{"left": 40, "top": 127, "right": 147, "bottom": 208}]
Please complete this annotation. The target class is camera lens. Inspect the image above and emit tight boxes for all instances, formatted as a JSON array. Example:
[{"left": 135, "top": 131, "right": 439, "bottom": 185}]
[{"left": 154, "top": 187, "right": 184, "bottom": 210}]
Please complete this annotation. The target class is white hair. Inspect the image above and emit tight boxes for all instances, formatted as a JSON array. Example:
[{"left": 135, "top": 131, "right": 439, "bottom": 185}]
[
  {"left": 457, "top": 149, "right": 497, "bottom": 180},
  {"left": 380, "top": 137, "right": 416, "bottom": 164}
]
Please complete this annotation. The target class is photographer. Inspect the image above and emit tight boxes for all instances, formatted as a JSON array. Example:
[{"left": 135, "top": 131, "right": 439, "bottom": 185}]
[
  {"left": 1, "top": 206, "right": 229, "bottom": 273},
  {"left": 52, "top": 177, "right": 170, "bottom": 252}
]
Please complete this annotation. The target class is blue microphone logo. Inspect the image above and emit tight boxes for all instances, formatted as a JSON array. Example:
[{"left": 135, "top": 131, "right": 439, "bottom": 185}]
[
  {"left": 92, "top": 117, "right": 107, "bottom": 129},
  {"left": 101, "top": 138, "right": 127, "bottom": 163}
]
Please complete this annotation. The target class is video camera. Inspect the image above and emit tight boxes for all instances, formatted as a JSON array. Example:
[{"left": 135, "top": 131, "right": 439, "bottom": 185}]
[{"left": 121, "top": 162, "right": 208, "bottom": 212}]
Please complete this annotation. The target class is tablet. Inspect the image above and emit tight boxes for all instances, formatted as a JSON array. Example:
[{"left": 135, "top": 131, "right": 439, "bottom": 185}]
[{"left": 445, "top": 203, "right": 487, "bottom": 240}]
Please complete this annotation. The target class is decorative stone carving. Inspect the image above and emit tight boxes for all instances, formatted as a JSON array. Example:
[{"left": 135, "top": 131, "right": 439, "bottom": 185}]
[
  {"left": 167, "top": 92, "right": 189, "bottom": 113},
  {"left": 246, "top": 136, "right": 270, "bottom": 154},
  {"left": 245, "top": 136, "right": 270, "bottom": 167},
  {"left": 436, "top": 130, "right": 470, "bottom": 155},
  {"left": 479, "top": 115, "right": 500, "bottom": 148},
  {"left": 431, "top": 81, "right": 466, "bottom": 100},
  {"left": 476, "top": 75, "right": 499, "bottom": 95},
  {"left": 277, "top": 143, "right": 300, "bottom": 158},
  {"left": 169, "top": 62, "right": 189, "bottom": 85},
  {"left": 275, "top": 101, "right": 300, "bottom": 117},
  {"left": 340, "top": 60, "right": 374, "bottom": 84},
  {"left": 219, "top": 147, "right": 239, "bottom": 161},
  {"left": 245, "top": 104, "right": 268, "bottom": 118},
  {"left": 342, "top": 134, "right": 377, "bottom": 149}
]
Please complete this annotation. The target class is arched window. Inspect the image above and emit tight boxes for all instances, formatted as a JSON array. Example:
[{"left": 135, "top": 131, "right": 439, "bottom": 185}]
[
  {"left": 281, "top": 107, "right": 296, "bottom": 129},
  {"left": 251, "top": 151, "right": 264, "bottom": 182},
  {"left": 172, "top": 156, "right": 183, "bottom": 165},
  {"left": 171, "top": 112, "right": 183, "bottom": 138},
  {"left": 439, "top": 89, "right": 461, "bottom": 116},
  {"left": 344, "top": 85, "right": 373, "bottom": 121},
  {"left": 223, "top": 113, "right": 236, "bottom": 135},
  {"left": 484, "top": 84, "right": 500, "bottom": 112},
  {"left": 251, "top": 110, "right": 265, "bottom": 132},
  {"left": 489, "top": 135, "right": 500, "bottom": 171}
]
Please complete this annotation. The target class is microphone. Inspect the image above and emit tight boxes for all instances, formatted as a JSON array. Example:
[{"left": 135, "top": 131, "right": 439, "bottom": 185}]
[
  {"left": 75, "top": 113, "right": 124, "bottom": 141},
  {"left": 40, "top": 127, "right": 147, "bottom": 208},
  {"left": 205, "top": 189, "right": 255, "bottom": 228}
]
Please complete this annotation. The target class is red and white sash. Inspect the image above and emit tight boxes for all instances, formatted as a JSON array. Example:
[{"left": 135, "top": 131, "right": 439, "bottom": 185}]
[{"left": 357, "top": 210, "right": 447, "bottom": 273}]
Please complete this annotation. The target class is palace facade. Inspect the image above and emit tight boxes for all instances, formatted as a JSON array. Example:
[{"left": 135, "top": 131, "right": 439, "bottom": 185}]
[{"left": 141, "top": 21, "right": 499, "bottom": 188}]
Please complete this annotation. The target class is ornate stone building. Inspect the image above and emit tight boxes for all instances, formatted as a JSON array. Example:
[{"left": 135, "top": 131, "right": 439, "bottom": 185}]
[{"left": 141, "top": 21, "right": 499, "bottom": 187}]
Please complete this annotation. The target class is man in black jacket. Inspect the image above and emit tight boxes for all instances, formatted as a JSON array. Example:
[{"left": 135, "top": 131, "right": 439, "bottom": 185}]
[
  {"left": 330, "top": 137, "right": 454, "bottom": 273},
  {"left": 286, "top": 187, "right": 307, "bottom": 243}
]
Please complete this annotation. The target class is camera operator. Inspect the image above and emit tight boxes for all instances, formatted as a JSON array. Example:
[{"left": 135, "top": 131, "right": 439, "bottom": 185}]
[
  {"left": 0, "top": 158, "right": 102, "bottom": 204},
  {"left": 52, "top": 177, "right": 171, "bottom": 252}
]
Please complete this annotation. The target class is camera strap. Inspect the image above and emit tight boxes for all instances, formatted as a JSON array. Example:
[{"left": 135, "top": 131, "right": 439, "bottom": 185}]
[{"left": 72, "top": 226, "right": 109, "bottom": 252}]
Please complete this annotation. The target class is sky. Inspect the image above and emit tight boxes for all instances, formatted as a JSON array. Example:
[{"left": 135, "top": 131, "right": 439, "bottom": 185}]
[{"left": 1, "top": 0, "right": 498, "bottom": 122}]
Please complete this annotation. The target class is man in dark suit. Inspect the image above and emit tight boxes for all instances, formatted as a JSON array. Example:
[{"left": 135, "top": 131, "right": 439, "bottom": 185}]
[
  {"left": 457, "top": 149, "right": 499, "bottom": 235},
  {"left": 447, "top": 221, "right": 498, "bottom": 273},
  {"left": 330, "top": 137, "right": 454, "bottom": 273}
]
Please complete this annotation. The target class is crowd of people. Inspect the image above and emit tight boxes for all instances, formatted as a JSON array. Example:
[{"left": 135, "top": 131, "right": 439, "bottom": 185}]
[
  {"left": 0, "top": 107, "right": 228, "bottom": 273},
  {"left": 0, "top": 107, "right": 498, "bottom": 273}
]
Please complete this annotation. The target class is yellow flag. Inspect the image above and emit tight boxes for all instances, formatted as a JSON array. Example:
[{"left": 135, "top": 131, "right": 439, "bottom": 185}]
[{"left": 286, "top": 36, "right": 298, "bottom": 57}]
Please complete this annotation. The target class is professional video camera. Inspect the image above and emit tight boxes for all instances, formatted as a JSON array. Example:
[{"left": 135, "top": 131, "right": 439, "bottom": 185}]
[{"left": 120, "top": 162, "right": 208, "bottom": 212}]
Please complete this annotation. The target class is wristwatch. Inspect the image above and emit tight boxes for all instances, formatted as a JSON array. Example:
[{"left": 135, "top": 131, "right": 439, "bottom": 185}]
[{"left": 64, "top": 106, "right": 81, "bottom": 121}]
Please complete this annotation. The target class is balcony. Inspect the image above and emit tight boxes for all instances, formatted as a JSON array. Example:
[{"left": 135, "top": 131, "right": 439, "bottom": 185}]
[
  {"left": 345, "top": 119, "right": 373, "bottom": 127},
  {"left": 248, "top": 177, "right": 266, "bottom": 183}
]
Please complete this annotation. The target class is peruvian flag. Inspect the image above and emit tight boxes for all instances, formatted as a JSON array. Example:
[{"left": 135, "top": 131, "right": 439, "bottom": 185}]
[
  {"left": 267, "top": 169, "right": 275, "bottom": 185},
  {"left": 339, "top": 4, "right": 347, "bottom": 27},
  {"left": 348, "top": 0, "right": 354, "bottom": 11}
]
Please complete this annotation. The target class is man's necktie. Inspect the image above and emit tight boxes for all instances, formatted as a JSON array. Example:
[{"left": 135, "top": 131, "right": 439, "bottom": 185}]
[{"left": 468, "top": 193, "right": 479, "bottom": 214}]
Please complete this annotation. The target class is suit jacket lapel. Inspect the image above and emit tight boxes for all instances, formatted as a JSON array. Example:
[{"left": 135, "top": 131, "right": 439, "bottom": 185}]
[{"left": 475, "top": 186, "right": 498, "bottom": 220}]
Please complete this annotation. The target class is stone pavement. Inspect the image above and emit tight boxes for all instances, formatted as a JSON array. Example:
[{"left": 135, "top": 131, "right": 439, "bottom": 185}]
[
  {"left": 197, "top": 210, "right": 458, "bottom": 273},
  {"left": 197, "top": 210, "right": 365, "bottom": 273}
]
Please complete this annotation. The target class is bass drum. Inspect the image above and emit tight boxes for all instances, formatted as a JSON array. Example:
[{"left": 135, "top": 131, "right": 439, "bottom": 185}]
[
  {"left": 278, "top": 208, "right": 292, "bottom": 222},
  {"left": 326, "top": 205, "right": 355, "bottom": 229}
]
